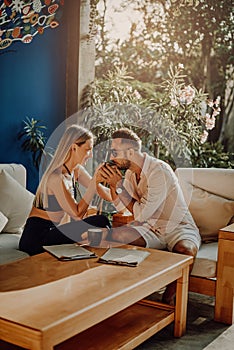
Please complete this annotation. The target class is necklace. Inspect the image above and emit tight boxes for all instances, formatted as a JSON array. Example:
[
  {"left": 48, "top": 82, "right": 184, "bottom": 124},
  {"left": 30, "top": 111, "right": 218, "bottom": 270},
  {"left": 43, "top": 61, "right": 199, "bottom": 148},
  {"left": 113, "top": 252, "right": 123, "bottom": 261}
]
[
  {"left": 63, "top": 163, "right": 72, "bottom": 176},
  {"left": 63, "top": 164, "right": 82, "bottom": 202}
]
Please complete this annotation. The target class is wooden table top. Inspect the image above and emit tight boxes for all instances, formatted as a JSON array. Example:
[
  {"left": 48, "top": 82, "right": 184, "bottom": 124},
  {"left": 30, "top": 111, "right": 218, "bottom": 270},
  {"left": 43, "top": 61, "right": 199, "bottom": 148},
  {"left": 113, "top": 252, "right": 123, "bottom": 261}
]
[
  {"left": 0, "top": 246, "right": 192, "bottom": 336},
  {"left": 219, "top": 223, "right": 234, "bottom": 240}
]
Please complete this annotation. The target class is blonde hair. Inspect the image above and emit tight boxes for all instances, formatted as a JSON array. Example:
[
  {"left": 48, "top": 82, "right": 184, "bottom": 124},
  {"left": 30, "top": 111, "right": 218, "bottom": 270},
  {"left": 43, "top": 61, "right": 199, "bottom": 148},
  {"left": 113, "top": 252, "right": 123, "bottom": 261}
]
[{"left": 34, "top": 124, "right": 93, "bottom": 208}]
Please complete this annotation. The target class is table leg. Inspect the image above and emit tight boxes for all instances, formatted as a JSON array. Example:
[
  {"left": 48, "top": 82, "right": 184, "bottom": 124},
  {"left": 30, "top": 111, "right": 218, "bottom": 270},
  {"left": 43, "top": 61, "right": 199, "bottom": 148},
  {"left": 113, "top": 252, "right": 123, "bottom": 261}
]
[
  {"left": 174, "top": 265, "right": 190, "bottom": 337},
  {"left": 215, "top": 237, "right": 234, "bottom": 324}
]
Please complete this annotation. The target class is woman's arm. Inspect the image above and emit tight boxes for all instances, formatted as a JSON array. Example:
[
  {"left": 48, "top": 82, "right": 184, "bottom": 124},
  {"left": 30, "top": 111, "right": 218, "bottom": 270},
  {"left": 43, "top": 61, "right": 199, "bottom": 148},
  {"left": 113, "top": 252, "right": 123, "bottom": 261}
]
[
  {"left": 47, "top": 172, "right": 97, "bottom": 220},
  {"left": 76, "top": 164, "right": 112, "bottom": 202}
]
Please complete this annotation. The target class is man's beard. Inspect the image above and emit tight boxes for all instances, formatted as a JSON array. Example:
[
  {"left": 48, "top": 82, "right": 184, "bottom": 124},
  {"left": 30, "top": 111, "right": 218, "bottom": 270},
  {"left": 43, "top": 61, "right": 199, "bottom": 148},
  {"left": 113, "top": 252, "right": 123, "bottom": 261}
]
[{"left": 117, "top": 160, "right": 130, "bottom": 171}]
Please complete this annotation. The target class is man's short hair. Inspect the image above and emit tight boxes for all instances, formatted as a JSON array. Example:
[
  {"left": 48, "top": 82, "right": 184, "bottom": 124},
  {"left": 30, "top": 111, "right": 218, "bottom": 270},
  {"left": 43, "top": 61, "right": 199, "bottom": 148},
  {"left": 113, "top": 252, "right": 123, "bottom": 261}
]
[{"left": 112, "top": 128, "right": 141, "bottom": 151}]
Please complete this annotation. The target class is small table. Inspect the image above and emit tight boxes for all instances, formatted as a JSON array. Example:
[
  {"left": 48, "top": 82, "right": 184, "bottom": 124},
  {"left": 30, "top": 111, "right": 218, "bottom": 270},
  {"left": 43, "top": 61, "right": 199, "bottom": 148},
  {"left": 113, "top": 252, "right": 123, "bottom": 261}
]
[
  {"left": 0, "top": 246, "right": 192, "bottom": 350},
  {"left": 215, "top": 223, "right": 234, "bottom": 324}
]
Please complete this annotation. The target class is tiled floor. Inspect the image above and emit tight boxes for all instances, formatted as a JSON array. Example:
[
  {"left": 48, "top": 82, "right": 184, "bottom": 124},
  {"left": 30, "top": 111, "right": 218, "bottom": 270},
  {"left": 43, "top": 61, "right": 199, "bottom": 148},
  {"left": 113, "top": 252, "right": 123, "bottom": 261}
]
[{"left": 202, "top": 324, "right": 234, "bottom": 350}]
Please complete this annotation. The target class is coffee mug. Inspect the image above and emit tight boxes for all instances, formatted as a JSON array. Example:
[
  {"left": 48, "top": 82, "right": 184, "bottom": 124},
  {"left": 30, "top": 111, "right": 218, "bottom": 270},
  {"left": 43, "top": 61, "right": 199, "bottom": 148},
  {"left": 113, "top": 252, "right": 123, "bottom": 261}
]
[{"left": 87, "top": 228, "right": 103, "bottom": 246}]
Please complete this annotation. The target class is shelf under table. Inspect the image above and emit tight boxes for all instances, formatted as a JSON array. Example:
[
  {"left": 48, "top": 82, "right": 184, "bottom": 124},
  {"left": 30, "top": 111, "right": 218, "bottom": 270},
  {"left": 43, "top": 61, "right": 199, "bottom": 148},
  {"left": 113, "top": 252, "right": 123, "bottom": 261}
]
[{"left": 56, "top": 300, "right": 175, "bottom": 350}]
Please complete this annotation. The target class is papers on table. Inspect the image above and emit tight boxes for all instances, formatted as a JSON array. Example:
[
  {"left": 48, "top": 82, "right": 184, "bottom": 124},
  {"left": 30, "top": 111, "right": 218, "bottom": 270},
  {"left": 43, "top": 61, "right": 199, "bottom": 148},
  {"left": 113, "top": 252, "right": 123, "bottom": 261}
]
[
  {"left": 98, "top": 248, "right": 150, "bottom": 267},
  {"left": 43, "top": 244, "right": 150, "bottom": 267},
  {"left": 43, "top": 244, "right": 97, "bottom": 261}
]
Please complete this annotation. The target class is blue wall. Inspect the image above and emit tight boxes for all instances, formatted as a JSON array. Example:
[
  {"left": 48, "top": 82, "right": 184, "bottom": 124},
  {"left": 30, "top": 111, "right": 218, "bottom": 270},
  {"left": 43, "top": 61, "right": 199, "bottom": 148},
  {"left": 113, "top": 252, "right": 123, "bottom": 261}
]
[{"left": 0, "top": 24, "right": 66, "bottom": 193}]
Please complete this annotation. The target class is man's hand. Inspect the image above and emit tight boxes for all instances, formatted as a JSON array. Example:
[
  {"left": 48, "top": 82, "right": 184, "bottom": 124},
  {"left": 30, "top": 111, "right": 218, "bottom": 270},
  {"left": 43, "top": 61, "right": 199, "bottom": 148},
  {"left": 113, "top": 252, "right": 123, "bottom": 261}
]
[
  {"left": 98, "top": 162, "right": 122, "bottom": 187},
  {"left": 93, "top": 163, "right": 108, "bottom": 184}
]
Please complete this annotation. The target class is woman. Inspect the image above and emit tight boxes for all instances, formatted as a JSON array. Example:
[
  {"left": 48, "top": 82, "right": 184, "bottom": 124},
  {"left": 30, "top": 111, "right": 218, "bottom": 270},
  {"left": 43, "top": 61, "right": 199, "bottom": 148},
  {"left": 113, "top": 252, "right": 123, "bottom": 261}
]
[{"left": 19, "top": 124, "right": 111, "bottom": 255}]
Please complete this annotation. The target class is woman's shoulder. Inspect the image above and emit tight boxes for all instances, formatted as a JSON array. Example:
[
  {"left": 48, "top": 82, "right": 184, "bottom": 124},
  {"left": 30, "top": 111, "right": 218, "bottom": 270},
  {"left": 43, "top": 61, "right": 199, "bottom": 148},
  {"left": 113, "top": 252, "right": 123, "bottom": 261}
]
[{"left": 47, "top": 169, "right": 64, "bottom": 187}]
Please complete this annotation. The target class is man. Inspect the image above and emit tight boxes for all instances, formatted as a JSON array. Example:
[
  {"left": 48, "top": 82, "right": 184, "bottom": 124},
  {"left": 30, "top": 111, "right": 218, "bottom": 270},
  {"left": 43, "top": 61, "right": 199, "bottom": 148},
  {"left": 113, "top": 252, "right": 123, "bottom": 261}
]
[{"left": 99, "top": 128, "right": 201, "bottom": 304}]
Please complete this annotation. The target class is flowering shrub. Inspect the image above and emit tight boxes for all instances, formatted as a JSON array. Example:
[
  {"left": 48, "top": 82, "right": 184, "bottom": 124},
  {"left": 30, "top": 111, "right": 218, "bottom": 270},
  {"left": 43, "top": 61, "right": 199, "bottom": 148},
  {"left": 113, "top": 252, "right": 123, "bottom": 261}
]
[
  {"left": 200, "top": 100, "right": 221, "bottom": 144},
  {"left": 173, "top": 85, "right": 196, "bottom": 106},
  {"left": 80, "top": 65, "right": 232, "bottom": 168},
  {"left": 146, "top": 64, "right": 222, "bottom": 165},
  {"left": 80, "top": 65, "right": 143, "bottom": 109}
]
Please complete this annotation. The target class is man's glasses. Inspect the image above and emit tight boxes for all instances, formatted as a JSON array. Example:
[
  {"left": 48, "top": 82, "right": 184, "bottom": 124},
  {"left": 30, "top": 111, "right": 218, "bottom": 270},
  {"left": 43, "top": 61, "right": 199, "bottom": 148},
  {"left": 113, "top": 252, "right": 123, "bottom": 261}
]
[{"left": 110, "top": 148, "right": 132, "bottom": 157}]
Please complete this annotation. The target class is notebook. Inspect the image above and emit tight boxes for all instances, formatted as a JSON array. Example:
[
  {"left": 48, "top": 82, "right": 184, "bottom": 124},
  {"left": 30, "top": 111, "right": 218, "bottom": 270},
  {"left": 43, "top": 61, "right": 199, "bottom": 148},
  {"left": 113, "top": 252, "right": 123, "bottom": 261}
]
[
  {"left": 98, "top": 248, "right": 150, "bottom": 267},
  {"left": 43, "top": 244, "right": 97, "bottom": 261}
]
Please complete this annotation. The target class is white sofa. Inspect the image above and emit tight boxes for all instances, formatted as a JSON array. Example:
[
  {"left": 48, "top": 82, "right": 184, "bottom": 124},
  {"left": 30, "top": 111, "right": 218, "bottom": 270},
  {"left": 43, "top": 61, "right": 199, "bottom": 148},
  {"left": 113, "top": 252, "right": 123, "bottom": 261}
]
[
  {"left": 0, "top": 163, "right": 34, "bottom": 264},
  {"left": 175, "top": 168, "right": 234, "bottom": 278},
  {"left": 175, "top": 167, "right": 234, "bottom": 324}
]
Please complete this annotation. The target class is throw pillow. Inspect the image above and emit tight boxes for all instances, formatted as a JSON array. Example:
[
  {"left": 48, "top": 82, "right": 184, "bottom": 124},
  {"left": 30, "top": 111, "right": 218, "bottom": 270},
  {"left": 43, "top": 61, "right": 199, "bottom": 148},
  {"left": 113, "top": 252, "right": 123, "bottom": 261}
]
[
  {"left": 189, "top": 186, "right": 234, "bottom": 242},
  {"left": 0, "top": 211, "right": 8, "bottom": 232},
  {"left": 0, "top": 170, "right": 34, "bottom": 234}
]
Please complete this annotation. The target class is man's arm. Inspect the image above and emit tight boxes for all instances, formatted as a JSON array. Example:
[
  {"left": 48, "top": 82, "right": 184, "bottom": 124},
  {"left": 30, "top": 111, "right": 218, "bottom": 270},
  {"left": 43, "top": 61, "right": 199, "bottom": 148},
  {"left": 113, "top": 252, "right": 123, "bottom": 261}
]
[
  {"left": 109, "top": 180, "right": 136, "bottom": 213},
  {"left": 97, "top": 163, "right": 136, "bottom": 213}
]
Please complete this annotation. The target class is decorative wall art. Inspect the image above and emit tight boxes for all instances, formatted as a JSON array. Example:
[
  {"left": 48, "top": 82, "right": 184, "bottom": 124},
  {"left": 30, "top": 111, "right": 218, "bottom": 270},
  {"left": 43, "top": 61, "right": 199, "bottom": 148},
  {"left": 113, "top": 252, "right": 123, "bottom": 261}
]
[{"left": 0, "top": 0, "right": 64, "bottom": 50}]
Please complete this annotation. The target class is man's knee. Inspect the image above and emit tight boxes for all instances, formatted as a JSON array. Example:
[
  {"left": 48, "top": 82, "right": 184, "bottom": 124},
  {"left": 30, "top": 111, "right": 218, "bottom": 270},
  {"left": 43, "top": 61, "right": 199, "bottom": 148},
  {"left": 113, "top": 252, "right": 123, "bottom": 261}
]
[
  {"left": 111, "top": 226, "right": 146, "bottom": 246},
  {"left": 111, "top": 227, "right": 127, "bottom": 243},
  {"left": 172, "top": 239, "right": 198, "bottom": 257}
]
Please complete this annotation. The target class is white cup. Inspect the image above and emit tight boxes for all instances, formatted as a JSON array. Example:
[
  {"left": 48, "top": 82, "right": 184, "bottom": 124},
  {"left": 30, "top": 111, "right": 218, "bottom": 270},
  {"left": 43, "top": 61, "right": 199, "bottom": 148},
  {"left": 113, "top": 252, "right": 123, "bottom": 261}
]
[{"left": 87, "top": 228, "right": 103, "bottom": 246}]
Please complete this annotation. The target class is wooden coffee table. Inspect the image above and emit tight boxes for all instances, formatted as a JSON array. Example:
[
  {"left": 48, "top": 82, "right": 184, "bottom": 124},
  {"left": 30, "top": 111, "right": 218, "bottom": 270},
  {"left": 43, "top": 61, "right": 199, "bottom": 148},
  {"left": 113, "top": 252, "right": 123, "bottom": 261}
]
[{"left": 0, "top": 245, "right": 193, "bottom": 350}]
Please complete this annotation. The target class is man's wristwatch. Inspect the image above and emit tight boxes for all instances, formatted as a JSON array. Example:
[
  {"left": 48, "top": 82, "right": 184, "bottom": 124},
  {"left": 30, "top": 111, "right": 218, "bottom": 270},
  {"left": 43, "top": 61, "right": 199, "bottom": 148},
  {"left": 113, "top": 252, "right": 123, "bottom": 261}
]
[{"left": 116, "top": 186, "right": 123, "bottom": 195}]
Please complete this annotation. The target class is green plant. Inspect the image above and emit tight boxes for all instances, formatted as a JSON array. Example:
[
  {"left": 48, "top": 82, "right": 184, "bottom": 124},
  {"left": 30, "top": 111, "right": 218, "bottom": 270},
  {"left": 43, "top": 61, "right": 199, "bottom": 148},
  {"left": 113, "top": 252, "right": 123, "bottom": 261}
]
[
  {"left": 18, "top": 117, "right": 47, "bottom": 170},
  {"left": 191, "top": 142, "right": 234, "bottom": 168},
  {"left": 81, "top": 65, "right": 232, "bottom": 168},
  {"left": 88, "top": 0, "right": 100, "bottom": 41},
  {"left": 80, "top": 65, "right": 142, "bottom": 109}
]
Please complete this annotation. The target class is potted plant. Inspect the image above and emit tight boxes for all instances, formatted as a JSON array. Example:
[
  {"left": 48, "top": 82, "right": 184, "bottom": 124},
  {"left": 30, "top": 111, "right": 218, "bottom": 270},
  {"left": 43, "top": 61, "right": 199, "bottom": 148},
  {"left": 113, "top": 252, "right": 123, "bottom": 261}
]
[{"left": 18, "top": 117, "right": 49, "bottom": 170}]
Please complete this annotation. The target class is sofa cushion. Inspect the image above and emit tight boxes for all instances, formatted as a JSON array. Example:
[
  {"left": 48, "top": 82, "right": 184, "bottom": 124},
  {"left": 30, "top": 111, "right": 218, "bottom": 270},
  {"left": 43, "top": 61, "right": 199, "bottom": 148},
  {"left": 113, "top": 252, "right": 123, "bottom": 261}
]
[
  {"left": 189, "top": 187, "right": 234, "bottom": 242},
  {"left": 191, "top": 242, "right": 218, "bottom": 278},
  {"left": 0, "top": 233, "right": 21, "bottom": 249},
  {"left": 0, "top": 163, "right": 26, "bottom": 187},
  {"left": 175, "top": 168, "right": 234, "bottom": 201},
  {"left": 0, "top": 170, "right": 34, "bottom": 234},
  {"left": 0, "top": 211, "right": 8, "bottom": 232},
  {"left": 175, "top": 168, "right": 234, "bottom": 242}
]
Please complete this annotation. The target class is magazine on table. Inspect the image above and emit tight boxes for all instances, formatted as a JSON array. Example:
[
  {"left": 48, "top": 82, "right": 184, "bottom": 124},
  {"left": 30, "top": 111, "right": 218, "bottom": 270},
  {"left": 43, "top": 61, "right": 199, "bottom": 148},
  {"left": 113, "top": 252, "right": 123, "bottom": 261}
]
[
  {"left": 98, "top": 248, "right": 150, "bottom": 267},
  {"left": 43, "top": 243, "right": 97, "bottom": 261}
]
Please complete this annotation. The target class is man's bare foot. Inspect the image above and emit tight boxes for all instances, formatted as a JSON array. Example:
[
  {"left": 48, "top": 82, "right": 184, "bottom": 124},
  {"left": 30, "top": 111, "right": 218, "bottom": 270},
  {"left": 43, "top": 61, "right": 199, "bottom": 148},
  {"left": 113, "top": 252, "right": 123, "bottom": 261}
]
[
  {"left": 162, "top": 282, "right": 176, "bottom": 306},
  {"left": 162, "top": 293, "right": 176, "bottom": 306}
]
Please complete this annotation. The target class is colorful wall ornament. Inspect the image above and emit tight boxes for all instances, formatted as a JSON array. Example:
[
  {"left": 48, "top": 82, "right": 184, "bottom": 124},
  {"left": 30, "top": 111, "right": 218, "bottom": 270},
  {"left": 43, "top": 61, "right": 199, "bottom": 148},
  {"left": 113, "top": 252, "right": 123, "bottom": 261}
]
[{"left": 0, "top": 0, "right": 64, "bottom": 50}]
